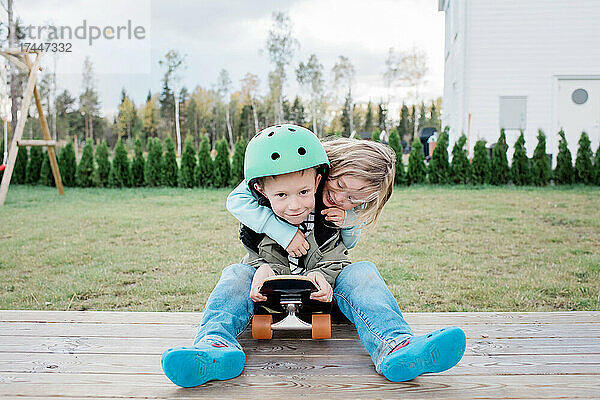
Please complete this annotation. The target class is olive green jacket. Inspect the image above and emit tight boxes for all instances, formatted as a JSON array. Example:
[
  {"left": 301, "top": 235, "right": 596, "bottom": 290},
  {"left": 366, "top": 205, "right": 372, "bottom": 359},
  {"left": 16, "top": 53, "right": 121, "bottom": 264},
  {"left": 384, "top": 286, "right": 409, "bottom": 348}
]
[{"left": 241, "top": 229, "right": 351, "bottom": 287}]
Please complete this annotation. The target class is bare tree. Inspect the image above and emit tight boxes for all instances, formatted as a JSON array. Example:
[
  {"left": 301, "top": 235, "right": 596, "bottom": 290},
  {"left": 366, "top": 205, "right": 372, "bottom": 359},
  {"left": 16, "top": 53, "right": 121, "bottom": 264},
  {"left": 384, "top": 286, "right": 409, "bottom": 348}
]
[
  {"left": 216, "top": 69, "right": 234, "bottom": 150},
  {"left": 384, "top": 46, "right": 428, "bottom": 103},
  {"left": 79, "top": 57, "right": 100, "bottom": 141},
  {"left": 240, "top": 72, "right": 260, "bottom": 133},
  {"left": 159, "top": 50, "right": 186, "bottom": 156},
  {"left": 296, "top": 54, "right": 324, "bottom": 135},
  {"left": 265, "top": 12, "right": 299, "bottom": 123},
  {"left": 332, "top": 55, "right": 356, "bottom": 136}
]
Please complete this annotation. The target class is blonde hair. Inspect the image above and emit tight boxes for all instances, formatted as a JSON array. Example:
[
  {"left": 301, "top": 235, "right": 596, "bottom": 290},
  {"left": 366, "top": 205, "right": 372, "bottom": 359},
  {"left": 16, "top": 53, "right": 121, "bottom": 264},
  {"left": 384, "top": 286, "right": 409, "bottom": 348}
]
[{"left": 322, "top": 137, "right": 396, "bottom": 228}]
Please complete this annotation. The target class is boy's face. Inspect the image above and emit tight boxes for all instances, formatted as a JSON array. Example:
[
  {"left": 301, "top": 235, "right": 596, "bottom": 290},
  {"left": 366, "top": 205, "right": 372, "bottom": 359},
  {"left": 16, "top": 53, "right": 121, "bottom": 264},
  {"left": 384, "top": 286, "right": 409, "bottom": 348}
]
[{"left": 254, "top": 169, "right": 321, "bottom": 226}]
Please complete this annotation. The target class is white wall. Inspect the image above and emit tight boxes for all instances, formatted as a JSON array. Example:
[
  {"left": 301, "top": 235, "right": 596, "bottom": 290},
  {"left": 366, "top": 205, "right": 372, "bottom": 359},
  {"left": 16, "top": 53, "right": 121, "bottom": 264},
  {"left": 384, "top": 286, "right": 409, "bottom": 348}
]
[{"left": 441, "top": 0, "right": 600, "bottom": 162}]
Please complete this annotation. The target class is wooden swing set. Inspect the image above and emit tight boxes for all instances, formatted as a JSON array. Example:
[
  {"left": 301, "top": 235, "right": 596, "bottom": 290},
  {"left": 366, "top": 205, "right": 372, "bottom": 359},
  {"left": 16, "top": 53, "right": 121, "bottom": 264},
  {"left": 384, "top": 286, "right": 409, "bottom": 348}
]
[{"left": 0, "top": 49, "right": 64, "bottom": 206}]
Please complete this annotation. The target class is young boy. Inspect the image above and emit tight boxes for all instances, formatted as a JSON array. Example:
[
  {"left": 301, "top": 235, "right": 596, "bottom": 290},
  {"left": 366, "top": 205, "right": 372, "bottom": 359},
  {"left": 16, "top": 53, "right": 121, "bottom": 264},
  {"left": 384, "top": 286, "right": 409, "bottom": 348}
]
[{"left": 161, "top": 124, "right": 348, "bottom": 387}]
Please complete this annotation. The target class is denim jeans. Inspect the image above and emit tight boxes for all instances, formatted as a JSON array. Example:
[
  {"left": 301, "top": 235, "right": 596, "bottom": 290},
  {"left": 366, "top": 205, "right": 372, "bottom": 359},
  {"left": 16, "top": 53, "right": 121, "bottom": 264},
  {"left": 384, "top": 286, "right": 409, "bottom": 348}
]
[{"left": 194, "top": 261, "right": 413, "bottom": 373}]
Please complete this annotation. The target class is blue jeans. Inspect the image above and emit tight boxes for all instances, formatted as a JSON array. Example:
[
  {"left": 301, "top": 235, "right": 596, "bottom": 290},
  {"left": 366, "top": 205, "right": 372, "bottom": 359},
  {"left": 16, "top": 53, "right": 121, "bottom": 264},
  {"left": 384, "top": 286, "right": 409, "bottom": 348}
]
[{"left": 194, "top": 261, "right": 413, "bottom": 373}]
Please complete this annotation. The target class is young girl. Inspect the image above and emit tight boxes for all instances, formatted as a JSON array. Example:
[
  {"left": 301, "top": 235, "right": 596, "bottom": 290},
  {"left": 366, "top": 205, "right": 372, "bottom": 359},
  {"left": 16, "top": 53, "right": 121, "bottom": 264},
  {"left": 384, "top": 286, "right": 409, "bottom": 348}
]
[{"left": 226, "top": 134, "right": 466, "bottom": 383}]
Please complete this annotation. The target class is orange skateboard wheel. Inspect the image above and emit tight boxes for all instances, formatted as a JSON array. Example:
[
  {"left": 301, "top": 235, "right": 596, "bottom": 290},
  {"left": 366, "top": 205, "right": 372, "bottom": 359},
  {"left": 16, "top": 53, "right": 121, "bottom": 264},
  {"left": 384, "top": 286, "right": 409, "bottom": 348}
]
[
  {"left": 311, "top": 314, "right": 331, "bottom": 339},
  {"left": 252, "top": 315, "right": 273, "bottom": 339}
]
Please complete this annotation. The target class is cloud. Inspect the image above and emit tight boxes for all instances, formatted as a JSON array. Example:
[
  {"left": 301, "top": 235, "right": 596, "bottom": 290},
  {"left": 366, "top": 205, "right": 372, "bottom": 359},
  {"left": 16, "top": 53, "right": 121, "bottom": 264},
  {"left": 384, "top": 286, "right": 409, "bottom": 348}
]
[{"left": 12, "top": 0, "right": 444, "bottom": 115}]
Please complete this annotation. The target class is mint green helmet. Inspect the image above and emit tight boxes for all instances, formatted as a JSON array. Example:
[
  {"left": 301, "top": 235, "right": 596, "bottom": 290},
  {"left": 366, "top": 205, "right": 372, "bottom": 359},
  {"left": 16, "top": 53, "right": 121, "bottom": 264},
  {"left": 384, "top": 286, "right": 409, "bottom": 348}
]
[{"left": 244, "top": 124, "right": 329, "bottom": 186}]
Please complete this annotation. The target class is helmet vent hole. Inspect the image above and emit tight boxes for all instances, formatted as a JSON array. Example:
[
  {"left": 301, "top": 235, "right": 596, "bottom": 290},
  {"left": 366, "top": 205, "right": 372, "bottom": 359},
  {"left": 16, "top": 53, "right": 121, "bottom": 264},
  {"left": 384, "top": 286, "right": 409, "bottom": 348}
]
[
  {"left": 298, "top": 147, "right": 306, "bottom": 155},
  {"left": 275, "top": 125, "right": 281, "bottom": 128},
  {"left": 288, "top": 127, "right": 296, "bottom": 132},
  {"left": 271, "top": 152, "right": 280, "bottom": 160},
  {"left": 268, "top": 131, "right": 275, "bottom": 137}
]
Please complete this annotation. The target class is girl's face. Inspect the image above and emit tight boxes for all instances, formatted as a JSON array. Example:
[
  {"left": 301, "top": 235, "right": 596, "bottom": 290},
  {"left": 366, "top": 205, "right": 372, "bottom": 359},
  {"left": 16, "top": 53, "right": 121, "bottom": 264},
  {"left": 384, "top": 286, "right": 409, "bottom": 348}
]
[{"left": 322, "top": 175, "right": 375, "bottom": 211}]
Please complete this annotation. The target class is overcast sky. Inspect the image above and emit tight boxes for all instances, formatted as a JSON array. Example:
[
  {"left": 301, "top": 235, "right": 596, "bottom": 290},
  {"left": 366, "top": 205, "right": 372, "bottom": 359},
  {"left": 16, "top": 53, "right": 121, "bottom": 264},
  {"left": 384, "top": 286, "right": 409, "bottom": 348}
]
[{"left": 10, "top": 0, "right": 444, "bottom": 117}]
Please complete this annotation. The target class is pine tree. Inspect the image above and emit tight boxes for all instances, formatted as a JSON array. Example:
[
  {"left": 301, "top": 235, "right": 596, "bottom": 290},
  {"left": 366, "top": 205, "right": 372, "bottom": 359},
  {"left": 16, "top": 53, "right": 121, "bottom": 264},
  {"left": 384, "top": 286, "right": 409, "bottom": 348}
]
[
  {"left": 490, "top": 129, "right": 509, "bottom": 185},
  {"left": 417, "top": 102, "right": 427, "bottom": 133},
  {"left": 131, "top": 138, "right": 145, "bottom": 187},
  {"left": 511, "top": 132, "right": 530, "bottom": 186},
  {"left": 58, "top": 143, "right": 76, "bottom": 187},
  {"left": 95, "top": 140, "right": 111, "bottom": 187},
  {"left": 388, "top": 128, "right": 405, "bottom": 185},
  {"left": 593, "top": 143, "right": 600, "bottom": 185},
  {"left": 429, "top": 101, "right": 440, "bottom": 133},
  {"left": 26, "top": 146, "right": 43, "bottom": 184},
  {"left": 377, "top": 102, "right": 387, "bottom": 131},
  {"left": 427, "top": 129, "right": 450, "bottom": 184},
  {"left": 179, "top": 137, "right": 197, "bottom": 188},
  {"left": 407, "top": 138, "right": 426, "bottom": 185},
  {"left": 13, "top": 147, "right": 28, "bottom": 184},
  {"left": 109, "top": 139, "right": 131, "bottom": 188},
  {"left": 398, "top": 103, "right": 410, "bottom": 143},
  {"left": 196, "top": 136, "right": 213, "bottom": 187},
  {"left": 230, "top": 138, "right": 247, "bottom": 186},
  {"left": 371, "top": 130, "right": 381, "bottom": 142},
  {"left": 471, "top": 140, "right": 490, "bottom": 184},
  {"left": 162, "top": 137, "right": 178, "bottom": 187},
  {"left": 450, "top": 134, "right": 470, "bottom": 184},
  {"left": 408, "top": 106, "right": 416, "bottom": 141},
  {"left": 145, "top": 138, "right": 163, "bottom": 187},
  {"left": 554, "top": 130, "right": 573, "bottom": 185},
  {"left": 574, "top": 131, "right": 593, "bottom": 184},
  {"left": 212, "top": 139, "right": 231, "bottom": 188},
  {"left": 39, "top": 150, "right": 55, "bottom": 186},
  {"left": 76, "top": 142, "right": 95, "bottom": 187},
  {"left": 531, "top": 129, "right": 551, "bottom": 186},
  {"left": 364, "top": 101, "right": 374, "bottom": 133}
]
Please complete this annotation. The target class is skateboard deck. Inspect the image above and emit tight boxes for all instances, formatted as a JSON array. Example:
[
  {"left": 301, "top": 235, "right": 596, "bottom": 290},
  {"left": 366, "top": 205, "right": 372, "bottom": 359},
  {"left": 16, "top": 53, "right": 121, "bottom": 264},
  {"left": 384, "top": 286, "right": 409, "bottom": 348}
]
[{"left": 253, "top": 275, "right": 332, "bottom": 339}]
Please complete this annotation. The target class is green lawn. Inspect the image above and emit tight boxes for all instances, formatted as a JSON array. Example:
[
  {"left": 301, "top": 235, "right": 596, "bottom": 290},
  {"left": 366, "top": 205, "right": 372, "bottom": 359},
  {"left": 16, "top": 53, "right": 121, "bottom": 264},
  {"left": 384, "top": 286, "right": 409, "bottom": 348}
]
[{"left": 1, "top": 185, "right": 598, "bottom": 312}]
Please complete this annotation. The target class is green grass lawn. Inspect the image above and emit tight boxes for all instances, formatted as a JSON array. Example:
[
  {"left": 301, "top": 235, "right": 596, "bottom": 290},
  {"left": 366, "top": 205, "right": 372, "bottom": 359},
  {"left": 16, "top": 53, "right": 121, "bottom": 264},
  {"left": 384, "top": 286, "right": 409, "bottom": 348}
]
[{"left": 1, "top": 185, "right": 598, "bottom": 312}]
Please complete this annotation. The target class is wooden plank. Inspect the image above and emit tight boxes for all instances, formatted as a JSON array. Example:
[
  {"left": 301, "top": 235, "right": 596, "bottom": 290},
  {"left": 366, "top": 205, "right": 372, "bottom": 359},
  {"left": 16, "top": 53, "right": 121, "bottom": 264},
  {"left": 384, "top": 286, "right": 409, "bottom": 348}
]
[
  {"left": 1, "top": 352, "right": 598, "bottom": 377},
  {"left": 16, "top": 140, "right": 57, "bottom": 147},
  {"left": 2, "top": 336, "right": 596, "bottom": 356},
  {"left": 0, "top": 374, "right": 598, "bottom": 399},
  {"left": 2, "top": 321, "right": 598, "bottom": 339},
  {"left": 2, "top": 310, "right": 598, "bottom": 325},
  {"left": 0, "top": 52, "right": 42, "bottom": 206}
]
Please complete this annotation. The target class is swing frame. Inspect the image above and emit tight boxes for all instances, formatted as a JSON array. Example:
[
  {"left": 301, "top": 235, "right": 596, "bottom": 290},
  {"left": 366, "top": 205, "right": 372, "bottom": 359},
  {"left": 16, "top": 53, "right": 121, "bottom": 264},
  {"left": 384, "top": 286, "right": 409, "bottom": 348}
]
[{"left": 0, "top": 49, "right": 64, "bottom": 206}]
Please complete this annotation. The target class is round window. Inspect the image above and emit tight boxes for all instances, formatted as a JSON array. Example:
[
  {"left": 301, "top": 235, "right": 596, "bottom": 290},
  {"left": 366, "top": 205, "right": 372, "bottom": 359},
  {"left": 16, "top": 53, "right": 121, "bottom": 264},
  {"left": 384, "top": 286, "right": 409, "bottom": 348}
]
[{"left": 572, "top": 88, "right": 588, "bottom": 105}]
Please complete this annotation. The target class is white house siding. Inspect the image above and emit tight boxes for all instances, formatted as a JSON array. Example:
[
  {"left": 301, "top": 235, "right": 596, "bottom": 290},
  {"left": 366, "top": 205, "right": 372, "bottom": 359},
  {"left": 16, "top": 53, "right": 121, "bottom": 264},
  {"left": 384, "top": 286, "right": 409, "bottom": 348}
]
[{"left": 440, "top": 0, "right": 600, "bottom": 164}]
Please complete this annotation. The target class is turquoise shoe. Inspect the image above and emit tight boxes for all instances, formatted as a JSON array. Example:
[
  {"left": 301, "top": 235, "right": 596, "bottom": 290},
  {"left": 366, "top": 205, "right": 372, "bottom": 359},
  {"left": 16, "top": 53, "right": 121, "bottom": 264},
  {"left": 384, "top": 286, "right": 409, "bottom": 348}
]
[
  {"left": 161, "top": 343, "right": 246, "bottom": 387},
  {"left": 380, "top": 326, "right": 466, "bottom": 382}
]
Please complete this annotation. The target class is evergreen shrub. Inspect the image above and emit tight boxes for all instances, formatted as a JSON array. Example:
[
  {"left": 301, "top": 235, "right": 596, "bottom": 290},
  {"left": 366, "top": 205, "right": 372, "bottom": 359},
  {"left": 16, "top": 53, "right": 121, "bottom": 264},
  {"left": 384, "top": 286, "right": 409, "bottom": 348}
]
[
  {"left": 407, "top": 138, "right": 426, "bottom": 185},
  {"left": 531, "top": 130, "right": 551, "bottom": 186},
  {"left": 179, "top": 137, "right": 197, "bottom": 188},
  {"left": 76, "top": 142, "right": 95, "bottom": 187},
  {"left": 450, "top": 134, "right": 470, "bottom": 184},
  {"left": 471, "top": 140, "right": 490, "bottom": 184}
]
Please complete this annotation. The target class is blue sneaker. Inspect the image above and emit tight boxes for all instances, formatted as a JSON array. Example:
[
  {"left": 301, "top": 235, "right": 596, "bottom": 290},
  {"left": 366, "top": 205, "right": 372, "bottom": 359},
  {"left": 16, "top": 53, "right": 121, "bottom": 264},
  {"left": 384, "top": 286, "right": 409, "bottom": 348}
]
[
  {"left": 161, "top": 342, "right": 246, "bottom": 387},
  {"left": 380, "top": 326, "right": 466, "bottom": 382}
]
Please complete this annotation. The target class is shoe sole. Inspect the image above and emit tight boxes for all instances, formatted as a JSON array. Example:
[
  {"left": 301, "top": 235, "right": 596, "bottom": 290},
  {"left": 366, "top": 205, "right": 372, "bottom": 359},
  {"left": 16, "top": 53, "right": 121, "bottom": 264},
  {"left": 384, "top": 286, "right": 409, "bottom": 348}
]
[
  {"left": 381, "top": 327, "right": 466, "bottom": 382},
  {"left": 161, "top": 346, "right": 245, "bottom": 387}
]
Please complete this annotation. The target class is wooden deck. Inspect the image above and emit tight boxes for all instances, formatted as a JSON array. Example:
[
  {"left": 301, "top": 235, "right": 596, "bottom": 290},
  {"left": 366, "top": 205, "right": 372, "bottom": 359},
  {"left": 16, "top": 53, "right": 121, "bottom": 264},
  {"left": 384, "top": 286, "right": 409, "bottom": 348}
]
[{"left": 0, "top": 311, "right": 598, "bottom": 399}]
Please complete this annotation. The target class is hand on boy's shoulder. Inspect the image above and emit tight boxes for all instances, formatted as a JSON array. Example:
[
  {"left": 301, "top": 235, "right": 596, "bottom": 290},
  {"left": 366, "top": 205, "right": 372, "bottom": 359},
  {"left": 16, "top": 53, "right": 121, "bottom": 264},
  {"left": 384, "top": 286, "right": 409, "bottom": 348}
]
[
  {"left": 321, "top": 207, "right": 345, "bottom": 227},
  {"left": 286, "top": 229, "right": 310, "bottom": 257}
]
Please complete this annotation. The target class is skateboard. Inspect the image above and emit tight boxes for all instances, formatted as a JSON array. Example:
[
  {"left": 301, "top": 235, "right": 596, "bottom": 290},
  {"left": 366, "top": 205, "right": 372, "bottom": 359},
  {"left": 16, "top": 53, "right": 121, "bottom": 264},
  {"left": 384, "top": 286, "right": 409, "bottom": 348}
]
[{"left": 252, "top": 275, "right": 332, "bottom": 340}]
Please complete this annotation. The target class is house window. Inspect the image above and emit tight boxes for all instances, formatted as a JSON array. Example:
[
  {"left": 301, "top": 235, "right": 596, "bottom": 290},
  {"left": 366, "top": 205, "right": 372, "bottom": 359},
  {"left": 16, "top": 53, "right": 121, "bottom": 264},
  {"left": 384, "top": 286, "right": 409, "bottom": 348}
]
[
  {"left": 499, "top": 96, "right": 527, "bottom": 130},
  {"left": 572, "top": 88, "right": 588, "bottom": 105}
]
